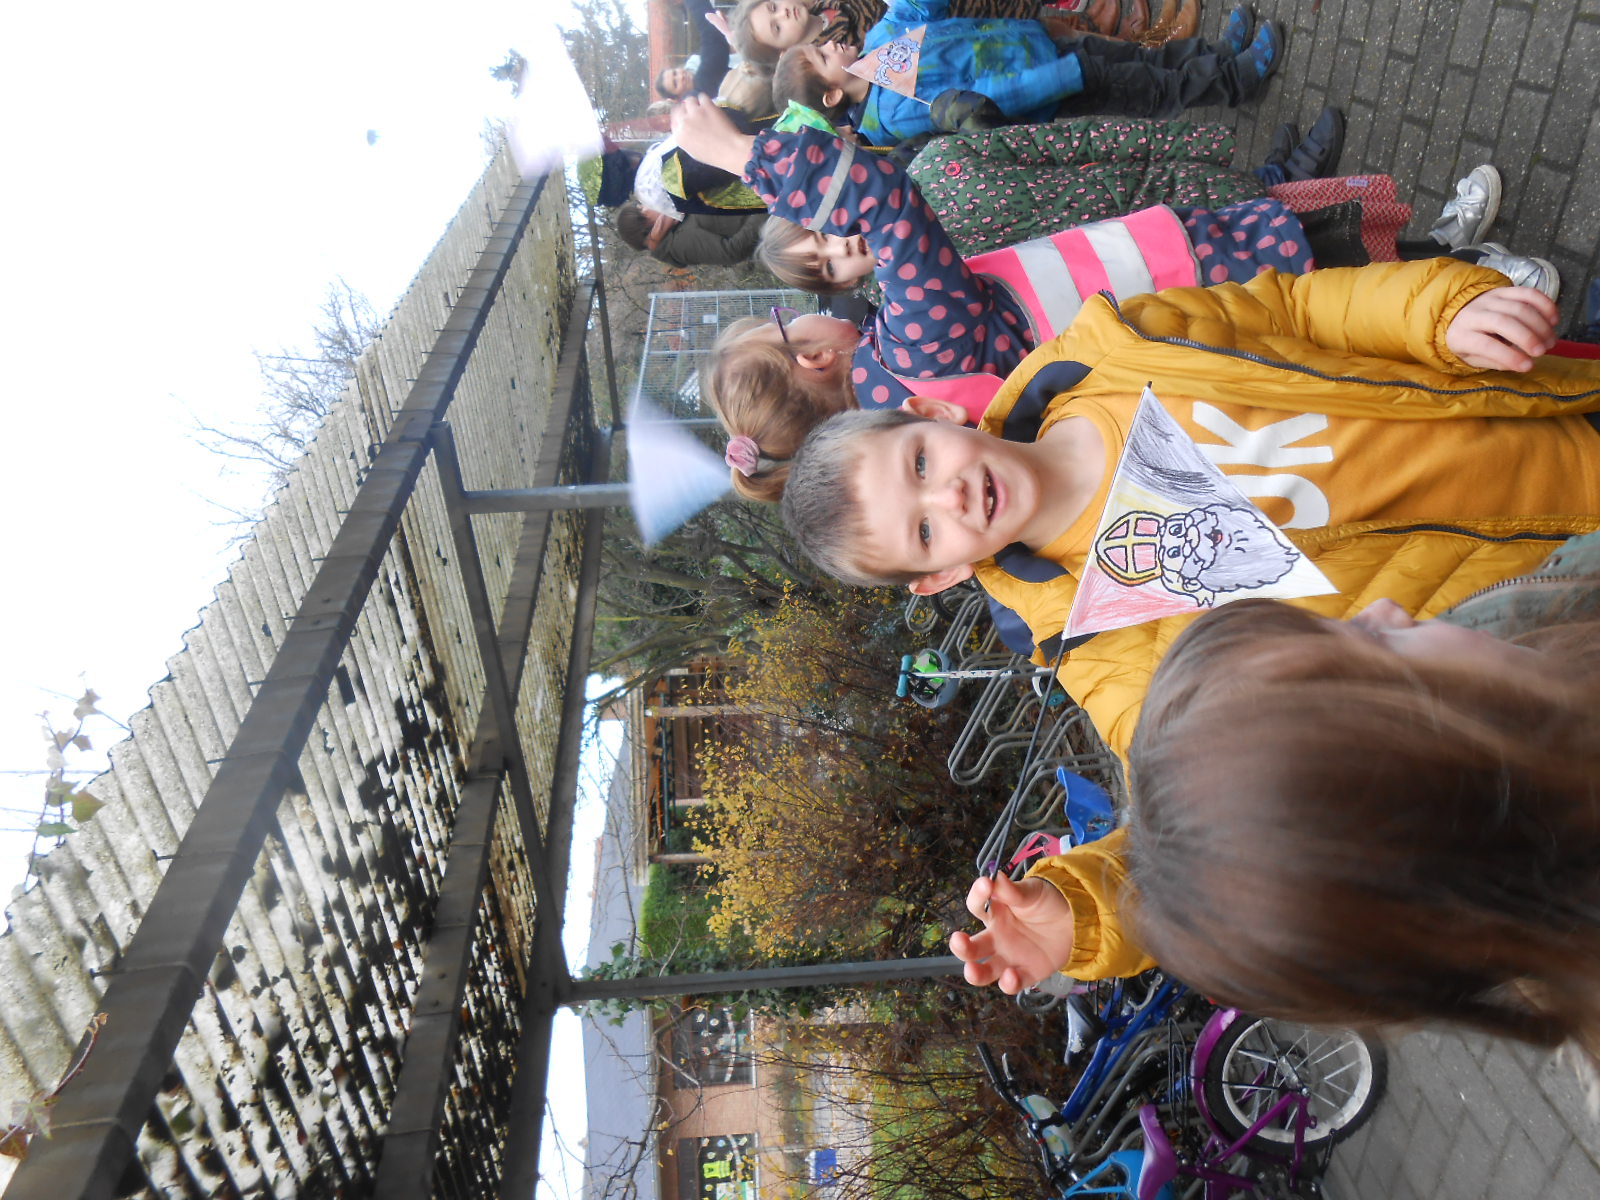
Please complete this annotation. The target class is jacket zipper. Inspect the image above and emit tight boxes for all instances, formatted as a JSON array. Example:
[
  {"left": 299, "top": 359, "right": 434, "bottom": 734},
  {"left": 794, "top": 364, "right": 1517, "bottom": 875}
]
[
  {"left": 1103, "top": 295, "right": 1600, "bottom": 405},
  {"left": 1362, "top": 522, "right": 1578, "bottom": 543},
  {"left": 1448, "top": 568, "right": 1600, "bottom": 611}
]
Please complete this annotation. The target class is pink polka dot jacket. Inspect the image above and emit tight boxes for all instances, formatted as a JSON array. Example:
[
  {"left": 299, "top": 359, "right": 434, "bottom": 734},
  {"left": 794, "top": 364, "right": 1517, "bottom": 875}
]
[
  {"left": 745, "top": 129, "right": 1315, "bottom": 419},
  {"left": 746, "top": 127, "right": 1037, "bottom": 412}
]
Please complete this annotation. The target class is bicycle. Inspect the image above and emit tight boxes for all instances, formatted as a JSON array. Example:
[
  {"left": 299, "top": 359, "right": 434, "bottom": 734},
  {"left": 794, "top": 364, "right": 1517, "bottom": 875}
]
[{"left": 981, "top": 995, "right": 1386, "bottom": 1200}]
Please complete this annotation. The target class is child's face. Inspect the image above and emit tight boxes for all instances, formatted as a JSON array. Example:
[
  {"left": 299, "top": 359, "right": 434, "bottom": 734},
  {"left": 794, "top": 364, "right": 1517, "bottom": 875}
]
[
  {"left": 660, "top": 67, "right": 695, "bottom": 97},
  {"left": 746, "top": 309, "right": 862, "bottom": 387},
  {"left": 847, "top": 416, "right": 1048, "bottom": 593},
  {"left": 813, "top": 231, "right": 876, "bottom": 287},
  {"left": 753, "top": 0, "right": 820, "bottom": 52}
]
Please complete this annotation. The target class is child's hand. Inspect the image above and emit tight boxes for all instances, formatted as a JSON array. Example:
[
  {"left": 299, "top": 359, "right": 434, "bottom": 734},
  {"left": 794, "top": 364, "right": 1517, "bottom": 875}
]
[
  {"left": 1445, "top": 286, "right": 1560, "bottom": 372},
  {"left": 671, "top": 93, "right": 755, "bottom": 175},
  {"left": 949, "top": 873, "right": 1076, "bottom": 995},
  {"left": 645, "top": 211, "right": 677, "bottom": 249}
]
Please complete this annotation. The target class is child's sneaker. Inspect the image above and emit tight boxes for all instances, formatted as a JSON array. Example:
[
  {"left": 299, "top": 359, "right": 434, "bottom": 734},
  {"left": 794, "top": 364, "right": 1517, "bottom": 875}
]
[
  {"left": 1429, "top": 165, "right": 1502, "bottom": 250},
  {"left": 1236, "top": 20, "right": 1284, "bottom": 95},
  {"left": 1470, "top": 242, "right": 1561, "bottom": 301},
  {"left": 1221, "top": 3, "right": 1254, "bottom": 54}
]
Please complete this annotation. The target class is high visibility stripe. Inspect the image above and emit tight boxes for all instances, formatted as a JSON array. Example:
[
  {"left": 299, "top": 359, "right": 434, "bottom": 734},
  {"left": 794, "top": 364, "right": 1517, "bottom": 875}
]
[
  {"left": 1118, "top": 204, "right": 1201, "bottom": 292},
  {"left": 1007, "top": 238, "right": 1090, "bottom": 337}
]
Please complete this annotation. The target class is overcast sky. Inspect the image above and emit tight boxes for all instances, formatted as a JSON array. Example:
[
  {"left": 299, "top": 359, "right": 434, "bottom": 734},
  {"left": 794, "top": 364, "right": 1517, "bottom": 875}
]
[{"left": 3, "top": 2, "right": 631, "bottom": 1193}]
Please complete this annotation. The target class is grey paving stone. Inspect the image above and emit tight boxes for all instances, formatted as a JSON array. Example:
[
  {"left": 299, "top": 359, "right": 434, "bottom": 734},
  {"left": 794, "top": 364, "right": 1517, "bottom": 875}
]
[
  {"left": 1518, "top": 161, "right": 1573, "bottom": 247},
  {"left": 1440, "top": 1056, "right": 1510, "bottom": 1152},
  {"left": 1531, "top": 1052, "right": 1600, "bottom": 1135},
  {"left": 1339, "top": 99, "right": 1376, "bottom": 177},
  {"left": 1420, "top": 69, "right": 1477, "bottom": 187},
  {"left": 1550, "top": 1140, "right": 1600, "bottom": 1200},
  {"left": 1388, "top": 120, "right": 1432, "bottom": 197},
  {"left": 1447, "top": 0, "right": 1496, "bottom": 67},
  {"left": 1490, "top": 1127, "right": 1556, "bottom": 1197},
  {"left": 1436, "top": 1115, "right": 1501, "bottom": 1200},
  {"left": 1327, "top": 38, "right": 1364, "bottom": 104},
  {"left": 1352, "top": 1132, "right": 1412, "bottom": 1200},
  {"left": 1303, "top": 13, "right": 1343, "bottom": 97},
  {"left": 1466, "top": 8, "right": 1533, "bottom": 144},
  {"left": 1543, "top": 20, "right": 1600, "bottom": 166},
  {"left": 1354, "top": 2, "right": 1397, "bottom": 97},
  {"left": 1521, "top": 4, "right": 1576, "bottom": 90},
  {"left": 1477, "top": 1048, "right": 1572, "bottom": 1162},
  {"left": 1388, "top": 0, "right": 1425, "bottom": 59},
  {"left": 1400, "top": 1102, "right": 1452, "bottom": 1197},
  {"left": 1403, "top": 66, "right": 1446, "bottom": 135},
  {"left": 1491, "top": 86, "right": 1553, "bottom": 216}
]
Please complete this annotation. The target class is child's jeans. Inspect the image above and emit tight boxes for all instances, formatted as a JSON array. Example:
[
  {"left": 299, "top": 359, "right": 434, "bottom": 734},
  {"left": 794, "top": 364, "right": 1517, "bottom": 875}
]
[{"left": 1053, "top": 35, "right": 1260, "bottom": 118}]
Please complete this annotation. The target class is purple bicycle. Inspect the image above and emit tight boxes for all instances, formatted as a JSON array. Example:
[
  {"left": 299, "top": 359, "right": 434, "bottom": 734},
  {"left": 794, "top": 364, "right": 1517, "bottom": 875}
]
[{"left": 984, "top": 997, "right": 1385, "bottom": 1199}]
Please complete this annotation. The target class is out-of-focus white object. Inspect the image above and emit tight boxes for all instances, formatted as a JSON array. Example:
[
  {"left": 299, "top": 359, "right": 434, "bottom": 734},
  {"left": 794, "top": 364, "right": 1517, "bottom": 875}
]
[
  {"left": 626, "top": 394, "right": 731, "bottom": 544},
  {"left": 503, "top": 30, "right": 603, "bottom": 180}
]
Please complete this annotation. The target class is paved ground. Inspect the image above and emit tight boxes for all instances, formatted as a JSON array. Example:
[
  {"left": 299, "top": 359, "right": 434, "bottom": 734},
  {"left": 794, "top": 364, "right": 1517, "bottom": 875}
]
[
  {"left": 1199, "top": 0, "right": 1600, "bottom": 331},
  {"left": 1175, "top": 0, "right": 1600, "bottom": 1193},
  {"left": 1320, "top": 1028, "right": 1600, "bottom": 1200}
]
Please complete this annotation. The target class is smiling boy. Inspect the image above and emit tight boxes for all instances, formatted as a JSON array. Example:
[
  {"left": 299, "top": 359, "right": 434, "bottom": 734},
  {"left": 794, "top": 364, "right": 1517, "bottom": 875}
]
[{"left": 781, "top": 256, "right": 1600, "bottom": 978}]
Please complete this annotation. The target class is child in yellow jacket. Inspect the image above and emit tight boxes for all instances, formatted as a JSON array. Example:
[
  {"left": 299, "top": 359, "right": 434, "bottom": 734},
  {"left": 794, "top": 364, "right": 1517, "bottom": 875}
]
[{"left": 777, "top": 256, "right": 1600, "bottom": 982}]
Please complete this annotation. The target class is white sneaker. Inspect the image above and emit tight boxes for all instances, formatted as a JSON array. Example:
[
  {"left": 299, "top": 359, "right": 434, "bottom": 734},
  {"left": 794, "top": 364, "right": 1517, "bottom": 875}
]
[
  {"left": 1468, "top": 242, "right": 1560, "bottom": 301},
  {"left": 1430, "top": 165, "right": 1502, "bottom": 250}
]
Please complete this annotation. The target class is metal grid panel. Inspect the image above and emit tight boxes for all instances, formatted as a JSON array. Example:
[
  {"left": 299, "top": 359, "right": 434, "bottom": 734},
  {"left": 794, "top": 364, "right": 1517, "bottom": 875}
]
[{"left": 635, "top": 289, "right": 818, "bottom": 419}]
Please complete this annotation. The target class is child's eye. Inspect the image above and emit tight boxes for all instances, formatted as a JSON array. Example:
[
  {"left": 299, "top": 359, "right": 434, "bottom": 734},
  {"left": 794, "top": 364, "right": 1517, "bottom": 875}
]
[
  {"left": 823, "top": 260, "right": 834, "bottom": 280},
  {"left": 915, "top": 450, "right": 926, "bottom": 478},
  {"left": 919, "top": 519, "right": 931, "bottom": 547}
]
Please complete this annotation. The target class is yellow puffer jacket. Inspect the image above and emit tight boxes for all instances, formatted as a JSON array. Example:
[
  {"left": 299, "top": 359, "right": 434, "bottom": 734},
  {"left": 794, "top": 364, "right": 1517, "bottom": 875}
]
[{"left": 973, "top": 258, "right": 1600, "bottom": 979}]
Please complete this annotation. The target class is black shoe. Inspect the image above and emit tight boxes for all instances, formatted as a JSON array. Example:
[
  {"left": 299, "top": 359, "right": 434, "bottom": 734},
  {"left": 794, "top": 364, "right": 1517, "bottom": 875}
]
[
  {"left": 1263, "top": 121, "right": 1300, "bottom": 169},
  {"left": 1283, "top": 105, "right": 1345, "bottom": 180}
]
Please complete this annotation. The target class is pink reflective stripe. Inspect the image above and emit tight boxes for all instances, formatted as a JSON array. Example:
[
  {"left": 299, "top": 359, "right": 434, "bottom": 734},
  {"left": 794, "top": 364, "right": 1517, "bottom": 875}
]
[
  {"left": 891, "top": 370, "right": 1002, "bottom": 424},
  {"left": 1118, "top": 205, "right": 1200, "bottom": 292},
  {"left": 966, "top": 245, "right": 1049, "bottom": 343},
  {"left": 1054, "top": 228, "right": 1112, "bottom": 298}
]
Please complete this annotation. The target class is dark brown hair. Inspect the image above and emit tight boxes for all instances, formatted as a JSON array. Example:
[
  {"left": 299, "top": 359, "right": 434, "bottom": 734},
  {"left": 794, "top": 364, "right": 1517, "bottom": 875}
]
[
  {"left": 615, "top": 201, "right": 651, "bottom": 251},
  {"left": 772, "top": 45, "right": 849, "bottom": 121},
  {"left": 1127, "top": 597, "right": 1600, "bottom": 1053}
]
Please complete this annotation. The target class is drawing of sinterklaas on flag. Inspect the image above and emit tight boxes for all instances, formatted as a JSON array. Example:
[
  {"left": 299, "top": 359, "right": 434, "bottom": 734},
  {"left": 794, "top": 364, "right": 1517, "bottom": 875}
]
[
  {"left": 846, "top": 26, "right": 926, "bottom": 98},
  {"left": 1064, "top": 387, "right": 1335, "bottom": 639}
]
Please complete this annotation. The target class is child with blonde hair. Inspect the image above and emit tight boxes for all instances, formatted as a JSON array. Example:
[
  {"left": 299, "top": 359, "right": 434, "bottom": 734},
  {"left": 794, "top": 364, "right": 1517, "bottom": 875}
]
[{"left": 764, "top": 254, "right": 1600, "bottom": 984}]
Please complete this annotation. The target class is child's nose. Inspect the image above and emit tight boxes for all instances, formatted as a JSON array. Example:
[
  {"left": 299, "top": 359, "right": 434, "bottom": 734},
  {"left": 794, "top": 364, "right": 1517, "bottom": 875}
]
[{"left": 933, "top": 476, "right": 968, "bottom": 514}]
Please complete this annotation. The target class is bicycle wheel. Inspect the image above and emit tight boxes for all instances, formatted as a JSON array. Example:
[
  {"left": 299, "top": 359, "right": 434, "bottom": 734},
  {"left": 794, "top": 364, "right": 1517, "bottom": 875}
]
[{"left": 1200, "top": 1017, "right": 1386, "bottom": 1160}]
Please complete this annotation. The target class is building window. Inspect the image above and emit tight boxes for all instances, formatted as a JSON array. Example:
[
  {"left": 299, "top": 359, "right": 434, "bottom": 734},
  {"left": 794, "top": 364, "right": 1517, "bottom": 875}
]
[
  {"left": 672, "top": 1006, "right": 753, "bottom": 1086},
  {"left": 677, "top": 1133, "right": 758, "bottom": 1200}
]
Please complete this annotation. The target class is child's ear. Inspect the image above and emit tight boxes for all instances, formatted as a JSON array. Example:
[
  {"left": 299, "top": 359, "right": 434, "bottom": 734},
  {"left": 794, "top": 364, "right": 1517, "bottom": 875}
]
[
  {"left": 794, "top": 346, "right": 837, "bottom": 371},
  {"left": 901, "top": 395, "right": 969, "bottom": 425},
  {"left": 823, "top": 85, "right": 844, "bottom": 109},
  {"left": 907, "top": 564, "right": 976, "bottom": 596}
]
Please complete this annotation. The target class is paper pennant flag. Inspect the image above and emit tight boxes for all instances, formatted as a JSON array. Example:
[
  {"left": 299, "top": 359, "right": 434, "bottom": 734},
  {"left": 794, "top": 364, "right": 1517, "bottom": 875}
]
[
  {"left": 846, "top": 26, "right": 926, "bottom": 99},
  {"left": 1063, "top": 387, "right": 1335, "bottom": 639},
  {"left": 626, "top": 394, "right": 732, "bottom": 545}
]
